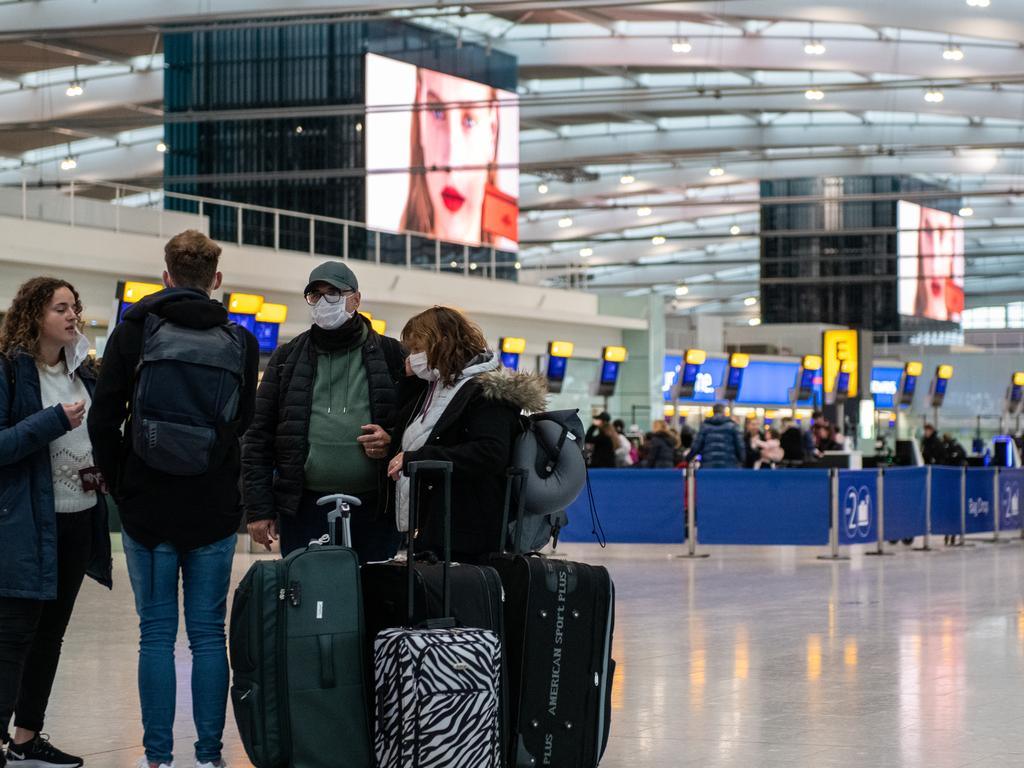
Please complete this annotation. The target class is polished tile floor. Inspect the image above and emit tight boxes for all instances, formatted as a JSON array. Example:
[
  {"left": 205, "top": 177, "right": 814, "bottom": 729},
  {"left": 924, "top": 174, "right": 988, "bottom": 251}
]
[{"left": 42, "top": 538, "right": 1024, "bottom": 767}]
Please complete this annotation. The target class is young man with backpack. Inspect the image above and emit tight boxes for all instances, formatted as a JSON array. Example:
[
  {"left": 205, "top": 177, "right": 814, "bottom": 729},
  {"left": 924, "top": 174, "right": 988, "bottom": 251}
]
[{"left": 88, "top": 230, "right": 259, "bottom": 768}]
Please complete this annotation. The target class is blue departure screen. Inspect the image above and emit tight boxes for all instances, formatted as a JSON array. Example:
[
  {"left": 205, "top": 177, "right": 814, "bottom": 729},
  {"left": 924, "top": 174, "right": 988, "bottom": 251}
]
[
  {"left": 500, "top": 352, "right": 520, "bottom": 370},
  {"left": 547, "top": 355, "right": 568, "bottom": 381},
  {"left": 253, "top": 321, "right": 280, "bottom": 354},
  {"left": 726, "top": 366, "right": 744, "bottom": 390},
  {"left": 600, "top": 360, "right": 620, "bottom": 385},
  {"left": 870, "top": 367, "right": 903, "bottom": 409},
  {"left": 934, "top": 377, "right": 949, "bottom": 396},
  {"left": 229, "top": 313, "right": 257, "bottom": 333}
]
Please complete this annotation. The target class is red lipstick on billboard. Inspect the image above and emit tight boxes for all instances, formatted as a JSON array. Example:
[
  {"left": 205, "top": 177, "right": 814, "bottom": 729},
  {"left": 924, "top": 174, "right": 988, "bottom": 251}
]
[{"left": 441, "top": 186, "right": 465, "bottom": 212}]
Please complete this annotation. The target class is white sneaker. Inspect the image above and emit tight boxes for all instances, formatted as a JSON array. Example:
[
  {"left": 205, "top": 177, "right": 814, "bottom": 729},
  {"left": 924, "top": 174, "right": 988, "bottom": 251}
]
[
  {"left": 135, "top": 758, "right": 174, "bottom": 768},
  {"left": 195, "top": 762, "right": 227, "bottom": 768}
]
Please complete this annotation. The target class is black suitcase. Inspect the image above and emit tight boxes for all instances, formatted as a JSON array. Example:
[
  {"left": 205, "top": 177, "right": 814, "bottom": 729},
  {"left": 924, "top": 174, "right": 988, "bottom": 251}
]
[
  {"left": 491, "top": 474, "right": 616, "bottom": 768},
  {"left": 371, "top": 460, "right": 504, "bottom": 768}
]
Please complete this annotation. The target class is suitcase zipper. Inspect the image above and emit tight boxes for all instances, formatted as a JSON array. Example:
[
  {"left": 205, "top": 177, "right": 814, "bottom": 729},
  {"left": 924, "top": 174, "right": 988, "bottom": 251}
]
[{"left": 593, "top": 575, "right": 615, "bottom": 765}]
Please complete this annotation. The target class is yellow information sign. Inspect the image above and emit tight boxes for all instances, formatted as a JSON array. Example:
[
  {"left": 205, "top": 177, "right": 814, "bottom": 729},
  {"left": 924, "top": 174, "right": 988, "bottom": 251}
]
[{"left": 823, "top": 330, "right": 858, "bottom": 397}]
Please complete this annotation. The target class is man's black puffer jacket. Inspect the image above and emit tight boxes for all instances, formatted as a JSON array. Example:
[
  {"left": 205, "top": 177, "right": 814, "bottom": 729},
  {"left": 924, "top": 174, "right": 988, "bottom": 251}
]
[{"left": 242, "top": 314, "right": 404, "bottom": 523}]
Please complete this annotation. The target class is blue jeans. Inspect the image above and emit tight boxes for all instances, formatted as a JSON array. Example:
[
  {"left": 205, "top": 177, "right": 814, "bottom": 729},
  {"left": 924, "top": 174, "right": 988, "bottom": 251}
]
[{"left": 123, "top": 532, "right": 236, "bottom": 765}]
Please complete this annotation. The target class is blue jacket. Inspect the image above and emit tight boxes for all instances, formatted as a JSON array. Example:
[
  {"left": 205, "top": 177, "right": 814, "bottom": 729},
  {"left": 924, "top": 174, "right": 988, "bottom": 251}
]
[
  {"left": 690, "top": 415, "right": 745, "bottom": 469},
  {"left": 0, "top": 350, "right": 112, "bottom": 600}
]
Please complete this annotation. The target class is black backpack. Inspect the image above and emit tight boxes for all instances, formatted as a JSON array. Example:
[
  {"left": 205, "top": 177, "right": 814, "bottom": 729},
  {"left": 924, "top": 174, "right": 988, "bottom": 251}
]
[{"left": 131, "top": 314, "right": 247, "bottom": 476}]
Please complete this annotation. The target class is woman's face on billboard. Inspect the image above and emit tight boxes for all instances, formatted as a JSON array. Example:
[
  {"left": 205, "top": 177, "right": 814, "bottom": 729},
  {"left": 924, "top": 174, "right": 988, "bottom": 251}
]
[
  {"left": 918, "top": 207, "right": 955, "bottom": 320},
  {"left": 417, "top": 69, "right": 498, "bottom": 243}
]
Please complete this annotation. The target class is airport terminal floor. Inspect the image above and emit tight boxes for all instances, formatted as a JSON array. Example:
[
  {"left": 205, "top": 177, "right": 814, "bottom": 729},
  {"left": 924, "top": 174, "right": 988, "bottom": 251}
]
[{"left": 50, "top": 539, "right": 1024, "bottom": 768}]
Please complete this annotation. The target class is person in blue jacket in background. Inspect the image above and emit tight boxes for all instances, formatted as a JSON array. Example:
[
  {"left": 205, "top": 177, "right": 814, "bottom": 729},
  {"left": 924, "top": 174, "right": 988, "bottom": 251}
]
[{"left": 688, "top": 403, "right": 745, "bottom": 469}]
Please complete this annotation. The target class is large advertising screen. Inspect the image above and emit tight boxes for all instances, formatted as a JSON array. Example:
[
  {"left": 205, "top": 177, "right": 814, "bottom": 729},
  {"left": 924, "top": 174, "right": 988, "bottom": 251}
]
[
  {"left": 897, "top": 201, "right": 965, "bottom": 323},
  {"left": 365, "top": 53, "right": 519, "bottom": 251}
]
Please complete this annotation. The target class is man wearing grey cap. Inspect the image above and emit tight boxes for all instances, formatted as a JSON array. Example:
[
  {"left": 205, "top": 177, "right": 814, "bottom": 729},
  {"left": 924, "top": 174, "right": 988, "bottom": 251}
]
[{"left": 242, "top": 260, "right": 406, "bottom": 561}]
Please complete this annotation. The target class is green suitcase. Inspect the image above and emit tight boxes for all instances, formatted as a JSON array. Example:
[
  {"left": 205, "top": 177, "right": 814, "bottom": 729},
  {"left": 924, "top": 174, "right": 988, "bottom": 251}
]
[{"left": 230, "top": 495, "right": 372, "bottom": 768}]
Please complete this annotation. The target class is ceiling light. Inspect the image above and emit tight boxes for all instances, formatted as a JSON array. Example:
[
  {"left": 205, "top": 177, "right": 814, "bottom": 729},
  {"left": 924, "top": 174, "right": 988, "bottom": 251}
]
[
  {"left": 744, "top": 296, "right": 758, "bottom": 306},
  {"left": 748, "top": 317, "right": 762, "bottom": 327},
  {"left": 470, "top": 263, "right": 478, "bottom": 271},
  {"left": 514, "top": 262, "right": 522, "bottom": 270},
  {"left": 619, "top": 174, "right": 635, "bottom": 185},
  {"left": 730, "top": 225, "right": 742, "bottom": 235},
  {"left": 450, "top": 260, "right": 459, "bottom": 268},
  {"left": 675, "top": 285, "right": 689, "bottom": 296},
  {"left": 579, "top": 247, "right": 594, "bottom": 258},
  {"left": 804, "top": 88, "right": 825, "bottom": 101},
  {"left": 966, "top": 0, "right": 990, "bottom": 7},
  {"left": 959, "top": 206, "right": 974, "bottom": 217},
  {"left": 804, "top": 40, "right": 826, "bottom": 56},
  {"left": 537, "top": 182, "right": 549, "bottom": 194},
  {"left": 708, "top": 166, "right": 725, "bottom": 177},
  {"left": 924, "top": 88, "right": 945, "bottom": 103},
  {"left": 637, "top": 206, "right": 652, "bottom": 217},
  {"left": 156, "top": 141, "right": 168, "bottom": 153},
  {"left": 355, "top": 122, "right": 363, "bottom": 132},
  {"left": 60, "top": 156, "right": 77, "bottom": 171},
  {"left": 557, "top": 216, "right": 573, "bottom": 229},
  {"left": 295, "top": 125, "right": 304, "bottom": 134},
  {"left": 671, "top": 38, "right": 692, "bottom": 54},
  {"left": 65, "top": 80, "right": 83, "bottom": 97},
  {"left": 651, "top": 235, "right": 667, "bottom": 245},
  {"left": 943, "top": 45, "right": 965, "bottom": 61}
]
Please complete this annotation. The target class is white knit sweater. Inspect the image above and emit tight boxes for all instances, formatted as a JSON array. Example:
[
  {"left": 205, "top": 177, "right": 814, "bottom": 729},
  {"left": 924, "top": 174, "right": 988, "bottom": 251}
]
[{"left": 37, "top": 362, "right": 97, "bottom": 513}]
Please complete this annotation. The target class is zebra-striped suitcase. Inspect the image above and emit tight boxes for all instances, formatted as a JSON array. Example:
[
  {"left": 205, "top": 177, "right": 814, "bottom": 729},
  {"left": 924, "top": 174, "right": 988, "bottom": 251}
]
[
  {"left": 374, "top": 626, "right": 502, "bottom": 767},
  {"left": 373, "top": 460, "right": 502, "bottom": 768}
]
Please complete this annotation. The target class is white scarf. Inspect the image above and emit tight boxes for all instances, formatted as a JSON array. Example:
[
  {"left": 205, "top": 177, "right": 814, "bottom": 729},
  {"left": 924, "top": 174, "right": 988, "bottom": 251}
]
[{"left": 396, "top": 352, "right": 500, "bottom": 532}]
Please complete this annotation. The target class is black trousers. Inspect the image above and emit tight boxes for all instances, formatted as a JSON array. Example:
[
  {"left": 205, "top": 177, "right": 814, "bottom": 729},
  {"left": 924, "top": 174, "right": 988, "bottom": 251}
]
[
  {"left": 0, "top": 507, "right": 94, "bottom": 739},
  {"left": 279, "top": 489, "right": 402, "bottom": 564}
]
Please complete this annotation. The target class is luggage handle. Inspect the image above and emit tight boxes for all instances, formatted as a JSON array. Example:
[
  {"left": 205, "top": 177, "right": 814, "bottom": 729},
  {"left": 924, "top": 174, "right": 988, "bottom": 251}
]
[
  {"left": 406, "top": 460, "right": 454, "bottom": 627},
  {"left": 315, "top": 493, "right": 362, "bottom": 548},
  {"left": 500, "top": 468, "right": 530, "bottom": 555}
]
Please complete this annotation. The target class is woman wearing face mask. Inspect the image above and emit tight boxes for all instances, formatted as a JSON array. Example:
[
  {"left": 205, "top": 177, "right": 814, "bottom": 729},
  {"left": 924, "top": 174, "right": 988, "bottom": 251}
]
[
  {"left": 242, "top": 261, "right": 407, "bottom": 563},
  {"left": 0, "top": 277, "right": 112, "bottom": 768},
  {"left": 387, "top": 306, "right": 547, "bottom": 563}
]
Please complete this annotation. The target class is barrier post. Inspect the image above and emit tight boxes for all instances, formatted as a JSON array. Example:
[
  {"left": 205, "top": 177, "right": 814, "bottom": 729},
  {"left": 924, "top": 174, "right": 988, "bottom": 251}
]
[
  {"left": 991, "top": 468, "right": 1007, "bottom": 544},
  {"left": 914, "top": 465, "right": 933, "bottom": 551},
  {"left": 956, "top": 465, "right": 975, "bottom": 548},
  {"left": 818, "top": 469, "right": 849, "bottom": 561},
  {"left": 676, "top": 466, "right": 709, "bottom": 559},
  {"left": 867, "top": 468, "right": 891, "bottom": 556}
]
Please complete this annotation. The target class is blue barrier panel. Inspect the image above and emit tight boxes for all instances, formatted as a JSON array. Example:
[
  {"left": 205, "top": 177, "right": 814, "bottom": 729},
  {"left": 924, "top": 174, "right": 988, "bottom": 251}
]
[
  {"left": 882, "top": 467, "right": 928, "bottom": 541},
  {"left": 965, "top": 468, "right": 996, "bottom": 534},
  {"left": 838, "top": 469, "right": 880, "bottom": 545},
  {"left": 999, "top": 468, "right": 1024, "bottom": 532},
  {"left": 930, "top": 466, "right": 962, "bottom": 535},
  {"left": 697, "top": 469, "right": 830, "bottom": 546},
  {"left": 561, "top": 469, "right": 685, "bottom": 544}
]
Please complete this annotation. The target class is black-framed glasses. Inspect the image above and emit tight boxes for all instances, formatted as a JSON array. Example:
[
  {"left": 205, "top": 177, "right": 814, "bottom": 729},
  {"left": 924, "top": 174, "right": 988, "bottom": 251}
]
[{"left": 304, "top": 289, "right": 352, "bottom": 306}]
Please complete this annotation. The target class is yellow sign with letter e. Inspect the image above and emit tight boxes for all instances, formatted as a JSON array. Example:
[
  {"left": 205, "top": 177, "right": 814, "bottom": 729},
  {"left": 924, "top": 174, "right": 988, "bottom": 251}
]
[{"left": 823, "top": 330, "right": 858, "bottom": 397}]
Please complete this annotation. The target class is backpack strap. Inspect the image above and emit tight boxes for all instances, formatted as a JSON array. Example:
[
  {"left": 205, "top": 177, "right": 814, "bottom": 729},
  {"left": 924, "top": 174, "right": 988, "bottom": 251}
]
[{"left": 532, "top": 415, "right": 572, "bottom": 479}]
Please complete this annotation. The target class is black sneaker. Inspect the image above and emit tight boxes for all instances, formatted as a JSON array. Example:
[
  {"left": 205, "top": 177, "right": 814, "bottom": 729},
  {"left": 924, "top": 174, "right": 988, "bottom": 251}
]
[{"left": 6, "top": 734, "right": 82, "bottom": 768}]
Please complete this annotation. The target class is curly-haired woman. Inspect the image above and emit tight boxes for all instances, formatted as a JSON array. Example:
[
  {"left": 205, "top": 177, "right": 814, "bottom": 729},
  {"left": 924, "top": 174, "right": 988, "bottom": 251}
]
[{"left": 0, "top": 277, "right": 112, "bottom": 768}]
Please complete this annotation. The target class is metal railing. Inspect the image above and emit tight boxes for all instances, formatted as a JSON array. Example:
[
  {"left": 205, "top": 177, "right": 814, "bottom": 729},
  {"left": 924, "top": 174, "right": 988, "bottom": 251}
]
[{"left": 1, "top": 179, "right": 520, "bottom": 282}]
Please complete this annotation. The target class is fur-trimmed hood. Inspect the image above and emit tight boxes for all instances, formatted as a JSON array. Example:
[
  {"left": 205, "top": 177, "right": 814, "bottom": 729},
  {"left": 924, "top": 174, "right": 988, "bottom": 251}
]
[{"left": 477, "top": 366, "right": 549, "bottom": 414}]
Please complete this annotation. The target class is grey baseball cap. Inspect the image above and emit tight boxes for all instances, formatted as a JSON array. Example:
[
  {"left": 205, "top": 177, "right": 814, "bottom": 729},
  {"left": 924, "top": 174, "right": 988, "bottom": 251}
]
[{"left": 303, "top": 261, "right": 359, "bottom": 295}]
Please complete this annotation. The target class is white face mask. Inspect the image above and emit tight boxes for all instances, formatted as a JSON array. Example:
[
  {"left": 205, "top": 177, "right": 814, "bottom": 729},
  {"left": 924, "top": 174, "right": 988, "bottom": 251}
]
[
  {"left": 310, "top": 299, "right": 353, "bottom": 330},
  {"left": 63, "top": 330, "right": 91, "bottom": 375},
  {"left": 409, "top": 351, "right": 439, "bottom": 381}
]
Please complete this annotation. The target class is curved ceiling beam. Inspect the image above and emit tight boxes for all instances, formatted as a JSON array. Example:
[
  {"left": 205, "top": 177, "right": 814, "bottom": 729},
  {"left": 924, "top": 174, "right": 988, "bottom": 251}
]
[
  {"left": 509, "top": 35, "right": 1024, "bottom": 83},
  {"left": 521, "top": 123, "right": 1024, "bottom": 167}
]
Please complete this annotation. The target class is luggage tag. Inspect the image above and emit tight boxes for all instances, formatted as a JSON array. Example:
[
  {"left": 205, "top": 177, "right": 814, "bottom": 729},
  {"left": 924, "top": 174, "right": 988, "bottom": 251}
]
[{"left": 78, "top": 467, "right": 109, "bottom": 494}]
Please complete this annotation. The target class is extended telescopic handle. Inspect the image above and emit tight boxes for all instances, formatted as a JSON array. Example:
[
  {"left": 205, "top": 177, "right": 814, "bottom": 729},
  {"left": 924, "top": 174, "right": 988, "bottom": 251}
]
[
  {"left": 316, "top": 493, "right": 362, "bottom": 548},
  {"left": 406, "top": 460, "right": 454, "bottom": 626}
]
